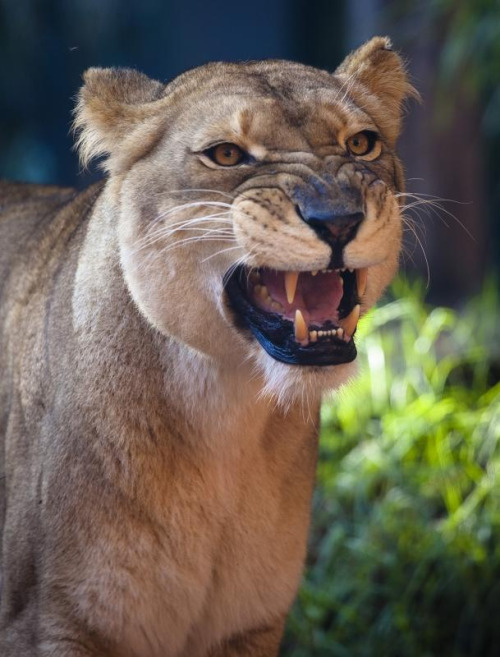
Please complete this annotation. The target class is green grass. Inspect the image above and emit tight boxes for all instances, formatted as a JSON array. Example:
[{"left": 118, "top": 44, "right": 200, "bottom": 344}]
[{"left": 282, "top": 278, "right": 500, "bottom": 657}]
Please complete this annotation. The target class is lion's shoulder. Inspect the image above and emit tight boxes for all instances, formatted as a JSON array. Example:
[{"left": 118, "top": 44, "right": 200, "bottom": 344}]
[
  {"left": 0, "top": 180, "right": 77, "bottom": 217},
  {"left": 0, "top": 180, "right": 103, "bottom": 290}
]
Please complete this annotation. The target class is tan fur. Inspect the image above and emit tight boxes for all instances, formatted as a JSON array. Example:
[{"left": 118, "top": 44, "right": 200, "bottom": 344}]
[{"left": 0, "top": 38, "right": 415, "bottom": 656}]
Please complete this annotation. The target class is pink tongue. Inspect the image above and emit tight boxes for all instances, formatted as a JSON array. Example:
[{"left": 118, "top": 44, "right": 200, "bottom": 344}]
[{"left": 260, "top": 270, "right": 343, "bottom": 324}]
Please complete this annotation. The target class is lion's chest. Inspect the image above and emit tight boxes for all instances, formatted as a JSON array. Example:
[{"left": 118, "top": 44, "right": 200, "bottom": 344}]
[
  {"left": 183, "top": 443, "right": 315, "bottom": 655},
  {"left": 104, "top": 418, "right": 317, "bottom": 657}
]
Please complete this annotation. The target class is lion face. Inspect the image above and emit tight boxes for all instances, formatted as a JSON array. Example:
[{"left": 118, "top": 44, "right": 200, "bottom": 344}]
[{"left": 74, "top": 38, "right": 416, "bottom": 398}]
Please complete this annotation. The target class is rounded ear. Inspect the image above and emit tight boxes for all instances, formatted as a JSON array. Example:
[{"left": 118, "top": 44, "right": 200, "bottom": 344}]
[
  {"left": 335, "top": 36, "right": 420, "bottom": 144},
  {"left": 73, "top": 67, "right": 165, "bottom": 172}
]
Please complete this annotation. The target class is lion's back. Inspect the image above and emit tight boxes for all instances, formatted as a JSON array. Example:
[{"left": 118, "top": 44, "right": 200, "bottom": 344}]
[
  {"left": 0, "top": 181, "right": 77, "bottom": 272},
  {"left": 0, "top": 180, "right": 102, "bottom": 559}
]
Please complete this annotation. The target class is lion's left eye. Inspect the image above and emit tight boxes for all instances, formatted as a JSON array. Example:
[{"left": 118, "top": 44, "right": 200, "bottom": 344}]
[
  {"left": 206, "top": 143, "right": 246, "bottom": 166},
  {"left": 346, "top": 131, "right": 379, "bottom": 157}
]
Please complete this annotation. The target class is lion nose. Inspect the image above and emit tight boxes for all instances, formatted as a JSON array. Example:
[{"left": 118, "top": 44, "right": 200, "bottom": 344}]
[
  {"left": 306, "top": 210, "right": 364, "bottom": 237},
  {"left": 295, "top": 203, "right": 364, "bottom": 246}
]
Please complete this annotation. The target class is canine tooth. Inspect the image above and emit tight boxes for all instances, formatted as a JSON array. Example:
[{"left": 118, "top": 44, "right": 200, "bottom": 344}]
[
  {"left": 356, "top": 267, "right": 368, "bottom": 297},
  {"left": 339, "top": 276, "right": 344, "bottom": 288},
  {"left": 341, "top": 304, "right": 360, "bottom": 336},
  {"left": 310, "top": 330, "right": 318, "bottom": 342},
  {"left": 285, "top": 271, "right": 299, "bottom": 305},
  {"left": 294, "top": 309, "right": 308, "bottom": 342}
]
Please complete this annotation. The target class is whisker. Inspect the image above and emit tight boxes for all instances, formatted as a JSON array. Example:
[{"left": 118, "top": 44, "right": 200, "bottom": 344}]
[
  {"left": 162, "top": 214, "right": 233, "bottom": 230},
  {"left": 150, "top": 201, "right": 233, "bottom": 225},
  {"left": 221, "top": 247, "right": 259, "bottom": 280},
  {"left": 144, "top": 224, "right": 234, "bottom": 241},
  {"left": 135, "top": 213, "right": 234, "bottom": 249},
  {"left": 201, "top": 245, "right": 244, "bottom": 263},
  {"left": 154, "top": 188, "right": 237, "bottom": 200},
  {"left": 397, "top": 191, "right": 471, "bottom": 204},
  {"left": 135, "top": 228, "right": 234, "bottom": 252},
  {"left": 132, "top": 234, "right": 237, "bottom": 256},
  {"left": 396, "top": 192, "right": 476, "bottom": 242},
  {"left": 156, "top": 238, "right": 238, "bottom": 259},
  {"left": 401, "top": 216, "right": 431, "bottom": 287}
]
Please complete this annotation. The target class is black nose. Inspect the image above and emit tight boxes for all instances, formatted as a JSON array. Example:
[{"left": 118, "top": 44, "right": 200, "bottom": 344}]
[
  {"left": 306, "top": 210, "right": 364, "bottom": 238},
  {"left": 295, "top": 204, "right": 364, "bottom": 247}
]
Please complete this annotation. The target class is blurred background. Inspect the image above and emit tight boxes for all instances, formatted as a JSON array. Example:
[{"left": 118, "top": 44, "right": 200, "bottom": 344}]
[{"left": 1, "top": 1, "right": 499, "bottom": 655}]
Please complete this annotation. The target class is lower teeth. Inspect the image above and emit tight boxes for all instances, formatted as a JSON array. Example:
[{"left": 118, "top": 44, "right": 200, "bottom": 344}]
[
  {"left": 307, "top": 327, "right": 348, "bottom": 343},
  {"left": 249, "top": 274, "right": 356, "bottom": 346}
]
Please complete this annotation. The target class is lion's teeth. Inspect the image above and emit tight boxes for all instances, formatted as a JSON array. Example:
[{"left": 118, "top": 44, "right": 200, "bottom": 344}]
[
  {"left": 294, "top": 309, "right": 308, "bottom": 342},
  {"left": 249, "top": 270, "right": 261, "bottom": 284},
  {"left": 337, "top": 327, "right": 344, "bottom": 340},
  {"left": 255, "top": 284, "right": 271, "bottom": 301},
  {"left": 310, "top": 330, "right": 318, "bottom": 342},
  {"left": 341, "top": 304, "right": 360, "bottom": 337},
  {"left": 285, "top": 271, "right": 299, "bottom": 305},
  {"left": 261, "top": 285, "right": 270, "bottom": 299},
  {"left": 311, "top": 270, "right": 318, "bottom": 276},
  {"left": 356, "top": 268, "right": 368, "bottom": 297}
]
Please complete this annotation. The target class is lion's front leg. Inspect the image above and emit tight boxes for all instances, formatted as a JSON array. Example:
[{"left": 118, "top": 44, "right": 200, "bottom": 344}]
[
  {"left": 208, "top": 618, "right": 285, "bottom": 657},
  {"left": 38, "top": 639, "right": 109, "bottom": 657},
  {"left": 1, "top": 628, "right": 108, "bottom": 657}
]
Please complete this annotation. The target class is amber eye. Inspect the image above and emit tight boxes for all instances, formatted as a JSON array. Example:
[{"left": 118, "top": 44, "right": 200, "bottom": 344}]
[
  {"left": 346, "top": 131, "right": 378, "bottom": 157},
  {"left": 206, "top": 143, "right": 246, "bottom": 167}
]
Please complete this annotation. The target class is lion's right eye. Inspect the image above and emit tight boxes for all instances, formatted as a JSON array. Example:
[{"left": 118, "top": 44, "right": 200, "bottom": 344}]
[{"left": 205, "top": 143, "right": 246, "bottom": 167}]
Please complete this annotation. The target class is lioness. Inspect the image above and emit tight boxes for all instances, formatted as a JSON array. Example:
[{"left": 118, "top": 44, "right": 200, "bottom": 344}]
[{"left": 0, "top": 37, "right": 416, "bottom": 656}]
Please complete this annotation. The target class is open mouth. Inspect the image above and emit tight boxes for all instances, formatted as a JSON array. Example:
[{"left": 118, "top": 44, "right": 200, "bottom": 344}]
[{"left": 224, "top": 265, "right": 367, "bottom": 366}]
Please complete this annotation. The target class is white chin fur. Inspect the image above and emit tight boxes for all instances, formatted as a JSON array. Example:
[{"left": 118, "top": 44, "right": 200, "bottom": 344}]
[{"left": 250, "top": 345, "right": 358, "bottom": 411}]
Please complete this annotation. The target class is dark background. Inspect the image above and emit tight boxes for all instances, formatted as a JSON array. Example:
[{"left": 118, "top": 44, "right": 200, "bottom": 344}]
[{"left": 1, "top": 0, "right": 498, "bottom": 303}]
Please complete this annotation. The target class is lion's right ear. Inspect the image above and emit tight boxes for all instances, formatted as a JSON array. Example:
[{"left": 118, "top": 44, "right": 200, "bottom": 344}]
[{"left": 73, "top": 67, "right": 164, "bottom": 172}]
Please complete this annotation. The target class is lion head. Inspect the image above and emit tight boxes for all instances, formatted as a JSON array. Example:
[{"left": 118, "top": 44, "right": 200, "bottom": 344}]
[{"left": 74, "top": 37, "right": 416, "bottom": 403}]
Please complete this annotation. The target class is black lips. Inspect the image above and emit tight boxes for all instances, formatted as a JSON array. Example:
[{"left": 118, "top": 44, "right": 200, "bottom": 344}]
[{"left": 224, "top": 267, "right": 357, "bottom": 367}]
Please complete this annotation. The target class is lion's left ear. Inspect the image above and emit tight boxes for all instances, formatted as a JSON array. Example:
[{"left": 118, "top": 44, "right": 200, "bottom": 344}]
[
  {"left": 335, "top": 36, "right": 419, "bottom": 144},
  {"left": 73, "top": 67, "right": 165, "bottom": 173}
]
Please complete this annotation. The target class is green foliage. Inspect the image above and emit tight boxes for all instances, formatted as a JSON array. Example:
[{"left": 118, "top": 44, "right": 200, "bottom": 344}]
[{"left": 283, "top": 279, "right": 500, "bottom": 657}]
